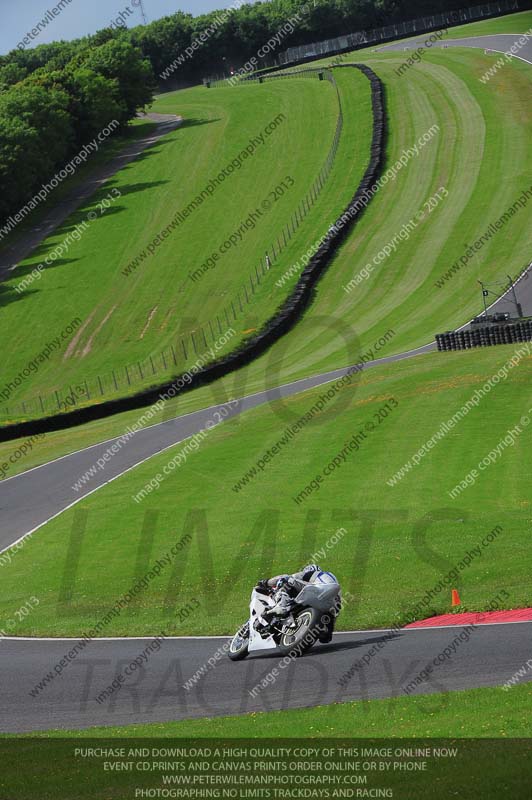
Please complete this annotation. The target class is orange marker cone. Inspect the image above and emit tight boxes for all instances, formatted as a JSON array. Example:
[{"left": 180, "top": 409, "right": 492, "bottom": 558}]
[{"left": 451, "top": 589, "right": 461, "bottom": 607}]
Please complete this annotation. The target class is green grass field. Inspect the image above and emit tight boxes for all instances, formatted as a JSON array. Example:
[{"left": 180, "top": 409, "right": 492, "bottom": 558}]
[
  {"left": 2, "top": 343, "right": 531, "bottom": 637},
  {"left": 0, "top": 70, "right": 372, "bottom": 420},
  {"left": 273, "top": 47, "right": 532, "bottom": 361}
]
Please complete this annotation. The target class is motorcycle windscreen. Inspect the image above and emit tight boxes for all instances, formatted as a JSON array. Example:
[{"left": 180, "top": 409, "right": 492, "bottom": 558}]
[{"left": 294, "top": 583, "right": 339, "bottom": 612}]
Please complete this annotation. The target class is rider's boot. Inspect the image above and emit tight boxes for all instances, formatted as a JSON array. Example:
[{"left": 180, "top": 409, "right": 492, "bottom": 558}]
[{"left": 318, "top": 615, "right": 335, "bottom": 643}]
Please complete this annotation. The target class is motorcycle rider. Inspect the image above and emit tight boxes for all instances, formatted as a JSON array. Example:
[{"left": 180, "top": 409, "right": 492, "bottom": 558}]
[{"left": 255, "top": 564, "right": 341, "bottom": 644}]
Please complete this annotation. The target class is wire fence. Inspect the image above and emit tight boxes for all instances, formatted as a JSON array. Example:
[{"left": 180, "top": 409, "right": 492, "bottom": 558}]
[
  {"left": 1, "top": 71, "right": 345, "bottom": 422},
  {"left": 279, "top": 0, "right": 522, "bottom": 64},
  {"left": 0, "top": 321, "right": 237, "bottom": 421},
  {"left": 204, "top": 67, "right": 324, "bottom": 87}
]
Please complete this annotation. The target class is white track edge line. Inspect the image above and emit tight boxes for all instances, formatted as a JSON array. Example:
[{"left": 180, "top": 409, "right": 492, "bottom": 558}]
[
  {"left": 0, "top": 431, "right": 211, "bottom": 555},
  {"left": 0, "top": 344, "right": 435, "bottom": 489},
  {"left": 3, "top": 617, "right": 531, "bottom": 642}
]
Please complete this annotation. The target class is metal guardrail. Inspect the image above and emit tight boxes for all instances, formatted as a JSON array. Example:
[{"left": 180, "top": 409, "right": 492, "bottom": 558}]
[{"left": 279, "top": 0, "right": 521, "bottom": 64}]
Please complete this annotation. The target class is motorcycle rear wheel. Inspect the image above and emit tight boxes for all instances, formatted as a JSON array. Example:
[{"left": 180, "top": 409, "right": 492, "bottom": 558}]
[{"left": 228, "top": 622, "right": 250, "bottom": 661}]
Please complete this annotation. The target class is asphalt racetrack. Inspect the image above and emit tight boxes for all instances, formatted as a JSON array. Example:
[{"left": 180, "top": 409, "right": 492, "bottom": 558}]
[
  {"left": 380, "top": 32, "right": 532, "bottom": 67},
  {"left": 2, "top": 621, "right": 531, "bottom": 732}
]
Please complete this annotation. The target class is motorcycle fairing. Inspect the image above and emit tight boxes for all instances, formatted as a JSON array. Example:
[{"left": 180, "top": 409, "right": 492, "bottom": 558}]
[
  {"left": 248, "top": 588, "right": 277, "bottom": 652},
  {"left": 294, "top": 583, "right": 339, "bottom": 612}
]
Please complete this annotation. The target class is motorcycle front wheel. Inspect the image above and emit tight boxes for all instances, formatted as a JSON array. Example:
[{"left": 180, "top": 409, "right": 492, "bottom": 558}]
[
  {"left": 228, "top": 622, "right": 250, "bottom": 661},
  {"left": 279, "top": 608, "right": 322, "bottom": 656}
]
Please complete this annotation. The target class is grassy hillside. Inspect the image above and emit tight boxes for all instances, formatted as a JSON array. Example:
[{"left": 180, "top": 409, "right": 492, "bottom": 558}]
[
  {"left": 3, "top": 31, "right": 531, "bottom": 430},
  {"left": 0, "top": 70, "right": 372, "bottom": 420},
  {"left": 1, "top": 33, "right": 530, "bottom": 429},
  {"left": 1, "top": 344, "right": 531, "bottom": 637},
  {"left": 266, "top": 48, "right": 531, "bottom": 370}
]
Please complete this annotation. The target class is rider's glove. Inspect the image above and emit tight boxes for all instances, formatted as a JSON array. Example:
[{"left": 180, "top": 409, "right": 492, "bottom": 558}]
[{"left": 256, "top": 579, "right": 269, "bottom": 591}]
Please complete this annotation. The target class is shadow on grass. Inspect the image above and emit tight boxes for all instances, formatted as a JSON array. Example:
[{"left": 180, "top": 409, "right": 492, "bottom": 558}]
[
  {"left": 179, "top": 117, "right": 222, "bottom": 129},
  {"left": 0, "top": 124, "right": 175, "bottom": 273},
  {"left": 0, "top": 280, "right": 30, "bottom": 311}
]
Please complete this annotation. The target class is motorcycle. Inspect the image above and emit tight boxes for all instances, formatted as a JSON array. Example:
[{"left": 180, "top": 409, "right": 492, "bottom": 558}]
[{"left": 228, "top": 575, "right": 340, "bottom": 661}]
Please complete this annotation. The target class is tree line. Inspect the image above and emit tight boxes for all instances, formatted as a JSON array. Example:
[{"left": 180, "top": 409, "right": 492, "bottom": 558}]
[
  {"left": 0, "top": 36, "right": 153, "bottom": 223},
  {"left": 0, "top": 0, "right": 498, "bottom": 224}
]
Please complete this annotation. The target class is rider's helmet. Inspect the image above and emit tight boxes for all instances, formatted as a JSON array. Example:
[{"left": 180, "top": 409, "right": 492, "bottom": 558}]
[
  {"left": 309, "top": 569, "right": 339, "bottom": 585},
  {"left": 301, "top": 564, "right": 321, "bottom": 581}
]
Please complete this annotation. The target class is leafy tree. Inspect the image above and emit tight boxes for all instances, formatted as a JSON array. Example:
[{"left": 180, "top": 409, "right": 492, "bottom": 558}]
[
  {"left": 0, "top": 115, "right": 42, "bottom": 219},
  {"left": 132, "top": 13, "right": 192, "bottom": 76},
  {"left": 30, "top": 65, "right": 127, "bottom": 142},
  {"left": 0, "top": 62, "right": 28, "bottom": 90},
  {"left": 0, "top": 83, "right": 73, "bottom": 171},
  {"left": 81, "top": 39, "right": 154, "bottom": 116}
]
